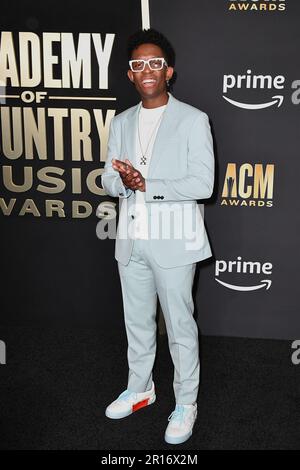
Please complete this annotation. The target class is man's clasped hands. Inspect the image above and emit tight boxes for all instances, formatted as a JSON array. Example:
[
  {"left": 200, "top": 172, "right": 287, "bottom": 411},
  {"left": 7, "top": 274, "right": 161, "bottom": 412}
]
[{"left": 112, "top": 158, "right": 146, "bottom": 192}]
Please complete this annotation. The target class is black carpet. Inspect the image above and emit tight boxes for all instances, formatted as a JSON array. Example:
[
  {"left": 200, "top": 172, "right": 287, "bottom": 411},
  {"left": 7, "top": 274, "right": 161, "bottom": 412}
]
[{"left": 0, "top": 327, "right": 299, "bottom": 450}]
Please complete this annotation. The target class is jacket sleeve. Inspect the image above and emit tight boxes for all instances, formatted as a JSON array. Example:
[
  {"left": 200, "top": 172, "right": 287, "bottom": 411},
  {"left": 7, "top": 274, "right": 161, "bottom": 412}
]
[
  {"left": 144, "top": 113, "right": 214, "bottom": 202},
  {"left": 101, "top": 116, "right": 133, "bottom": 199}
]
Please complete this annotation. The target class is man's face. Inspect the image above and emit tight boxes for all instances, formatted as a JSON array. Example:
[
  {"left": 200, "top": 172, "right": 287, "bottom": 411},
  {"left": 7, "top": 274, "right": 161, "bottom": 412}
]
[{"left": 127, "top": 43, "right": 174, "bottom": 100}]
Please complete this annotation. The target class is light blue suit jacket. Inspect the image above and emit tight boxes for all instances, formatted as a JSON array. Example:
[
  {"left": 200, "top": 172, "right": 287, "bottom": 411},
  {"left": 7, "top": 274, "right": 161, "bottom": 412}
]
[{"left": 101, "top": 92, "right": 215, "bottom": 268}]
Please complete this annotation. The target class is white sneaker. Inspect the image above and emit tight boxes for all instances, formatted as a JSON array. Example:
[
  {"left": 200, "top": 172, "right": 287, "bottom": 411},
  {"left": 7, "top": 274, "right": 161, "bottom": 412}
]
[
  {"left": 105, "top": 382, "right": 156, "bottom": 419},
  {"left": 164, "top": 403, "right": 197, "bottom": 444}
]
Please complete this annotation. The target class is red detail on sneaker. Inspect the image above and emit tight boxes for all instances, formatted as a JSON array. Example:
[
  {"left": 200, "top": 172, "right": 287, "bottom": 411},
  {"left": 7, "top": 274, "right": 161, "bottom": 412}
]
[{"left": 132, "top": 398, "right": 150, "bottom": 412}]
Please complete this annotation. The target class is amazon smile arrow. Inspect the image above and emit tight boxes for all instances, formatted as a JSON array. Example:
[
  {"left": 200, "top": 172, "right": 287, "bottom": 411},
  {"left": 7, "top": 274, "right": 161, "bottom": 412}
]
[
  {"left": 222, "top": 95, "right": 284, "bottom": 110},
  {"left": 215, "top": 279, "right": 272, "bottom": 291}
]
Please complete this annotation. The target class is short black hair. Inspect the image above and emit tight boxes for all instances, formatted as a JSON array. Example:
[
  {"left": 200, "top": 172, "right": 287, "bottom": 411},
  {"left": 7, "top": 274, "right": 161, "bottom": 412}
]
[{"left": 127, "top": 28, "right": 176, "bottom": 68}]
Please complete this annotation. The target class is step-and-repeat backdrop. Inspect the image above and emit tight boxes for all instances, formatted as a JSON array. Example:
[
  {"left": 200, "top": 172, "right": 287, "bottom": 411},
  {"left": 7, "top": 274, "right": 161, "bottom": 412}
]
[
  {"left": 150, "top": 0, "right": 299, "bottom": 340},
  {"left": 0, "top": 0, "right": 140, "bottom": 329},
  {"left": 1, "top": 0, "right": 299, "bottom": 339}
]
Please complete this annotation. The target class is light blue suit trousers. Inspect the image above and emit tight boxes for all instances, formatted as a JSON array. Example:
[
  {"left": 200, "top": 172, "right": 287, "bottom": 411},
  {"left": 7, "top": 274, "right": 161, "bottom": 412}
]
[{"left": 118, "top": 238, "right": 199, "bottom": 405}]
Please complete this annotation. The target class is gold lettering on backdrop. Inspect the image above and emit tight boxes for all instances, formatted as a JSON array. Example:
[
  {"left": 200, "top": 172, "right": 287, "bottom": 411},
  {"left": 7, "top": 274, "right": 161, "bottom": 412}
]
[
  {"left": 93, "top": 109, "right": 112, "bottom": 163},
  {"left": 1, "top": 107, "right": 23, "bottom": 158},
  {"left": 72, "top": 168, "right": 82, "bottom": 194},
  {"left": 0, "top": 31, "right": 116, "bottom": 218},
  {"left": 0, "top": 32, "right": 19, "bottom": 86},
  {"left": 1, "top": 166, "right": 104, "bottom": 195},
  {"left": 19, "top": 198, "right": 40, "bottom": 216},
  {"left": 0, "top": 197, "right": 16, "bottom": 215},
  {"left": 86, "top": 168, "right": 105, "bottom": 196},
  {"left": 222, "top": 163, "right": 238, "bottom": 198},
  {"left": 3, "top": 165, "right": 33, "bottom": 191},
  {"left": 228, "top": 2, "right": 286, "bottom": 12},
  {"left": 0, "top": 32, "right": 115, "bottom": 88},
  {"left": 253, "top": 164, "right": 274, "bottom": 199},
  {"left": 45, "top": 200, "right": 65, "bottom": 217},
  {"left": 24, "top": 108, "right": 47, "bottom": 159},
  {"left": 221, "top": 163, "right": 274, "bottom": 208},
  {"left": 72, "top": 201, "right": 93, "bottom": 218},
  {"left": 0, "top": 107, "right": 114, "bottom": 162},
  {"left": 48, "top": 109, "right": 69, "bottom": 161},
  {"left": 239, "top": 163, "right": 253, "bottom": 199},
  {"left": 0, "top": 197, "right": 99, "bottom": 217},
  {"left": 37, "top": 167, "right": 66, "bottom": 193}
]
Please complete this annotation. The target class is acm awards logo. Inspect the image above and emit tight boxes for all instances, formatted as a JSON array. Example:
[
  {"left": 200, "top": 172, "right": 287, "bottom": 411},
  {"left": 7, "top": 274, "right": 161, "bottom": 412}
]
[
  {"left": 0, "top": 31, "right": 116, "bottom": 219},
  {"left": 215, "top": 257, "right": 272, "bottom": 291},
  {"left": 222, "top": 69, "right": 300, "bottom": 110},
  {"left": 227, "top": 0, "right": 286, "bottom": 12},
  {"left": 221, "top": 163, "right": 274, "bottom": 207}
]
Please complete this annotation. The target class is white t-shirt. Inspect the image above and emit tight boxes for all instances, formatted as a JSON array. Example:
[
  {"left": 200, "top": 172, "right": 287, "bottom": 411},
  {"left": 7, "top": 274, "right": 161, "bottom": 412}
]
[{"left": 132, "top": 103, "right": 167, "bottom": 239}]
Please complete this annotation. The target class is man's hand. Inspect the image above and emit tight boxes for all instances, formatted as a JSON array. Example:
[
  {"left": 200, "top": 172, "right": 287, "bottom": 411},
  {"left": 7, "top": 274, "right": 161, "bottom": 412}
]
[{"left": 112, "top": 158, "right": 146, "bottom": 192}]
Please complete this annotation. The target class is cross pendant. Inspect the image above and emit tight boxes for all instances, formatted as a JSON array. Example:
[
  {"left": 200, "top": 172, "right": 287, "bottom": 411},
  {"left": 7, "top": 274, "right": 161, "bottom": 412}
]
[{"left": 140, "top": 156, "right": 147, "bottom": 165}]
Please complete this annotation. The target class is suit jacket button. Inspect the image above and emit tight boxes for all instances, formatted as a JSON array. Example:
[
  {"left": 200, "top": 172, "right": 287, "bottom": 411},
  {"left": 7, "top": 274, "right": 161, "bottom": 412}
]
[
  {"left": 153, "top": 195, "right": 157, "bottom": 199},
  {"left": 131, "top": 215, "right": 135, "bottom": 219},
  {"left": 161, "top": 196, "right": 164, "bottom": 199}
]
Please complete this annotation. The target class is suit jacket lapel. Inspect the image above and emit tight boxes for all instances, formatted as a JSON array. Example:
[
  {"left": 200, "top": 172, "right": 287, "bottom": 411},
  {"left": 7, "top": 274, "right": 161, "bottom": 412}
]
[
  {"left": 148, "top": 93, "right": 178, "bottom": 176},
  {"left": 124, "top": 101, "right": 141, "bottom": 165},
  {"left": 124, "top": 92, "right": 178, "bottom": 177}
]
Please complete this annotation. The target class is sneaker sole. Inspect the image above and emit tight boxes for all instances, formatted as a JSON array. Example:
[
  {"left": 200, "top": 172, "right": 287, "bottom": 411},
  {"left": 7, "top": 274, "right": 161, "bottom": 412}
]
[
  {"left": 164, "top": 429, "right": 193, "bottom": 445},
  {"left": 105, "top": 394, "right": 156, "bottom": 419}
]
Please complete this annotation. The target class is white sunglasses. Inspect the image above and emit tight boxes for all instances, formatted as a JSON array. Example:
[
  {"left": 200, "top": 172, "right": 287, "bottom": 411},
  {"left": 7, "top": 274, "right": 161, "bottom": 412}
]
[{"left": 129, "top": 57, "right": 168, "bottom": 72}]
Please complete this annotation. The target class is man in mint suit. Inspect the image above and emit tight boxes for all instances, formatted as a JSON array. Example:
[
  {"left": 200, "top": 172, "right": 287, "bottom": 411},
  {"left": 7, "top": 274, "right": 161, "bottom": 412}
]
[{"left": 101, "top": 28, "right": 214, "bottom": 445}]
